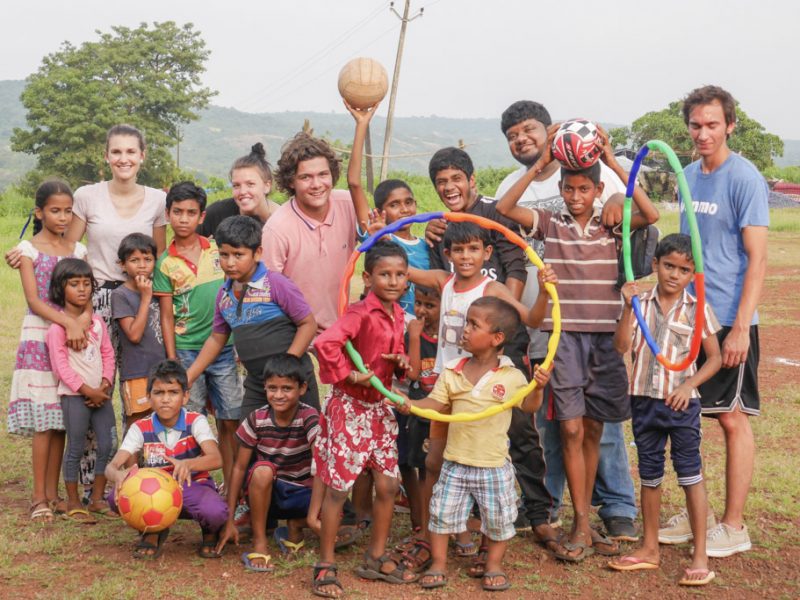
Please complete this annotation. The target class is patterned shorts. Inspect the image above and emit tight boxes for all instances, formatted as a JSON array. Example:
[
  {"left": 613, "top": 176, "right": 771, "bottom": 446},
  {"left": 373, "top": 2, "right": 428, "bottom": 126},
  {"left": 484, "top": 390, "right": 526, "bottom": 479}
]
[
  {"left": 313, "top": 388, "right": 399, "bottom": 492},
  {"left": 429, "top": 459, "right": 518, "bottom": 541}
]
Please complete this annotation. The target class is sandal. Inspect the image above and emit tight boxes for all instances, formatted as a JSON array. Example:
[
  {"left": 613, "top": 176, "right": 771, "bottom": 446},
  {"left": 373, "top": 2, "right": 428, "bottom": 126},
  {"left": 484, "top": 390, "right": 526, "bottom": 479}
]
[
  {"left": 30, "top": 500, "right": 54, "bottom": 523},
  {"left": 420, "top": 569, "right": 448, "bottom": 589},
  {"left": 241, "top": 552, "right": 274, "bottom": 572},
  {"left": 454, "top": 540, "right": 478, "bottom": 557},
  {"left": 551, "top": 540, "right": 595, "bottom": 563},
  {"left": 467, "top": 545, "right": 489, "bottom": 578},
  {"left": 482, "top": 571, "right": 511, "bottom": 592},
  {"left": 133, "top": 528, "right": 169, "bottom": 560},
  {"left": 87, "top": 501, "right": 119, "bottom": 518},
  {"left": 274, "top": 526, "right": 305, "bottom": 555},
  {"left": 399, "top": 539, "right": 433, "bottom": 573},
  {"left": 50, "top": 498, "right": 67, "bottom": 515},
  {"left": 532, "top": 525, "right": 566, "bottom": 554},
  {"left": 591, "top": 528, "right": 621, "bottom": 556},
  {"left": 63, "top": 508, "right": 97, "bottom": 524},
  {"left": 198, "top": 533, "right": 223, "bottom": 559},
  {"left": 393, "top": 526, "right": 422, "bottom": 553},
  {"left": 355, "top": 551, "right": 419, "bottom": 584},
  {"left": 312, "top": 562, "right": 344, "bottom": 598},
  {"left": 678, "top": 568, "right": 715, "bottom": 586},
  {"left": 334, "top": 524, "right": 362, "bottom": 550}
]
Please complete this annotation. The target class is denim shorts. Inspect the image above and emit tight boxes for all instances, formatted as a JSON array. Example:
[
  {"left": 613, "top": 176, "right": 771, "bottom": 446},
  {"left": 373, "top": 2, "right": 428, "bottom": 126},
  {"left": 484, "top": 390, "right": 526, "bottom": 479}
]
[{"left": 177, "top": 344, "right": 243, "bottom": 420}]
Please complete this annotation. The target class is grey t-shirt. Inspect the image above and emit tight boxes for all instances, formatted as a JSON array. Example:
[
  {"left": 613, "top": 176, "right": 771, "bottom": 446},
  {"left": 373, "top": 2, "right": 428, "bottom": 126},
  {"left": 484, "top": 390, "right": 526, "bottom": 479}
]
[{"left": 111, "top": 285, "right": 166, "bottom": 380}]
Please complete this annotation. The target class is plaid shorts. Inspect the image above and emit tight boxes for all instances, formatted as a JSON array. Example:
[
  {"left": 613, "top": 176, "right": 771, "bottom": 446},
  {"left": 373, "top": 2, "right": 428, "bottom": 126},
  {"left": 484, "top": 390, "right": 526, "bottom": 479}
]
[
  {"left": 429, "top": 459, "right": 518, "bottom": 541},
  {"left": 313, "top": 387, "right": 399, "bottom": 492}
]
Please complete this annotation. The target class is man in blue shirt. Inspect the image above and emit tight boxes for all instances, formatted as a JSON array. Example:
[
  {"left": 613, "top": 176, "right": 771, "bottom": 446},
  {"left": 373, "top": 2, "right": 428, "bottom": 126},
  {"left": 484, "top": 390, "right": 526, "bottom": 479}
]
[{"left": 660, "top": 85, "right": 769, "bottom": 559}]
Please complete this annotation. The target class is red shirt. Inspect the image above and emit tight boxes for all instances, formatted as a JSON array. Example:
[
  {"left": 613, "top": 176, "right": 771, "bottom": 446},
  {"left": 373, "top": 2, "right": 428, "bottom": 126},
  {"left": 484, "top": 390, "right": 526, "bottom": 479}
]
[{"left": 314, "top": 291, "right": 405, "bottom": 403}]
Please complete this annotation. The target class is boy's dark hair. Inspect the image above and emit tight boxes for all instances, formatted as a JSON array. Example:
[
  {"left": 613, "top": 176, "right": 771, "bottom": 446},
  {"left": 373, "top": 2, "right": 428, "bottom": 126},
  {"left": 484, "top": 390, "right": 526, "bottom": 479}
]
[
  {"left": 364, "top": 240, "right": 408, "bottom": 274},
  {"left": 654, "top": 233, "right": 694, "bottom": 263},
  {"left": 414, "top": 284, "right": 440, "bottom": 299},
  {"left": 48, "top": 258, "right": 96, "bottom": 307},
  {"left": 262, "top": 353, "right": 308, "bottom": 386},
  {"left": 275, "top": 132, "right": 341, "bottom": 195},
  {"left": 560, "top": 161, "right": 602, "bottom": 185},
  {"left": 215, "top": 215, "right": 262, "bottom": 251},
  {"left": 428, "top": 147, "right": 474, "bottom": 183},
  {"left": 166, "top": 181, "right": 208, "bottom": 212},
  {"left": 682, "top": 85, "right": 736, "bottom": 129},
  {"left": 35, "top": 179, "right": 73, "bottom": 210},
  {"left": 117, "top": 232, "right": 157, "bottom": 263},
  {"left": 501, "top": 101, "right": 552, "bottom": 135},
  {"left": 470, "top": 296, "right": 520, "bottom": 349},
  {"left": 374, "top": 179, "right": 413, "bottom": 211},
  {"left": 230, "top": 142, "right": 273, "bottom": 184},
  {"left": 443, "top": 221, "right": 491, "bottom": 250},
  {"left": 147, "top": 359, "right": 189, "bottom": 394},
  {"left": 106, "top": 124, "right": 145, "bottom": 152}
]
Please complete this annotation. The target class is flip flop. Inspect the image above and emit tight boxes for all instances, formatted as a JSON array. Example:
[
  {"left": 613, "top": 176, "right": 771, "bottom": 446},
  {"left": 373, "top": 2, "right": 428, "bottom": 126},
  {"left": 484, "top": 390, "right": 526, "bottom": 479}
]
[
  {"left": 482, "top": 571, "right": 511, "bottom": 592},
  {"left": 591, "top": 529, "right": 621, "bottom": 556},
  {"left": 241, "top": 552, "right": 274, "bottom": 573},
  {"left": 63, "top": 508, "right": 97, "bottom": 524},
  {"left": 608, "top": 555, "right": 660, "bottom": 571},
  {"left": 532, "top": 526, "right": 566, "bottom": 553},
  {"left": 273, "top": 526, "right": 305, "bottom": 555},
  {"left": 551, "top": 540, "right": 595, "bottom": 563},
  {"left": 420, "top": 570, "right": 448, "bottom": 589},
  {"left": 454, "top": 540, "right": 478, "bottom": 557},
  {"left": 198, "top": 537, "right": 223, "bottom": 559},
  {"left": 133, "top": 529, "right": 169, "bottom": 560},
  {"left": 88, "top": 503, "right": 119, "bottom": 518},
  {"left": 30, "top": 500, "right": 54, "bottom": 523},
  {"left": 679, "top": 568, "right": 716, "bottom": 586}
]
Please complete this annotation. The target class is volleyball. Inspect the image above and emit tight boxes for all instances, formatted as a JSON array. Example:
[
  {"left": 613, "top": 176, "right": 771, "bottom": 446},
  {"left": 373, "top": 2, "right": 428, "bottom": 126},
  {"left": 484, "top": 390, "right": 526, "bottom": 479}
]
[
  {"left": 552, "top": 119, "right": 603, "bottom": 170},
  {"left": 117, "top": 467, "right": 183, "bottom": 533},
  {"left": 337, "top": 57, "right": 389, "bottom": 109}
]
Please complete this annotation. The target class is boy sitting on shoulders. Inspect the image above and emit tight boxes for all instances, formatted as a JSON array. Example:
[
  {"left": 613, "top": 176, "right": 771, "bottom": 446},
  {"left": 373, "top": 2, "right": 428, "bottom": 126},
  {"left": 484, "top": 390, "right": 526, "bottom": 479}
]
[
  {"left": 609, "top": 234, "right": 721, "bottom": 587},
  {"left": 216, "top": 353, "right": 321, "bottom": 573},
  {"left": 396, "top": 297, "right": 551, "bottom": 592},
  {"left": 105, "top": 360, "right": 228, "bottom": 560}
]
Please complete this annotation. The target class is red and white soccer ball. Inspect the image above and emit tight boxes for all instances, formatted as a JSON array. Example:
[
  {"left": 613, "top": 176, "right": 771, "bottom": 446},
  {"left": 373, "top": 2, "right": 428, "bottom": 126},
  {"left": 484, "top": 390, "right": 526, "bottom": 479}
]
[
  {"left": 552, "top": 119, "right": 602, "bottom": 171},
  {"left": 118, "top": 467, "right": 183, "bottom": 532}
]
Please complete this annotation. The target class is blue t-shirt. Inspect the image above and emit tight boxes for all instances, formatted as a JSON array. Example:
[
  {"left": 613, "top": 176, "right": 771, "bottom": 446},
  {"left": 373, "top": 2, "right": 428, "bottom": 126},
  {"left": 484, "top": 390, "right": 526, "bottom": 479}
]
[
  {"left": 392, "top": 234, "right": 429, "bottom": 316},
  {"left": 679, "top": 154, "right": 769, "bottom": 326}
]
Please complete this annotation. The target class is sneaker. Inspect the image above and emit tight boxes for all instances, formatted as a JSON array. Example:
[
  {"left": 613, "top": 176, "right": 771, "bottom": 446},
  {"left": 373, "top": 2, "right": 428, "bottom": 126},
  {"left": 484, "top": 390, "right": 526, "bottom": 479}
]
[
  {"left": 514, "top": 512, "right": 532, "bottom": 533},
  {"left": 658, "top": 509, "right": 716, "bottom": 545},
  {"left": 603, "top": 517, "right": 640, "bottom": 542},
  {"left": 704, "top": 522, "right": 752, "bottom": 558}
]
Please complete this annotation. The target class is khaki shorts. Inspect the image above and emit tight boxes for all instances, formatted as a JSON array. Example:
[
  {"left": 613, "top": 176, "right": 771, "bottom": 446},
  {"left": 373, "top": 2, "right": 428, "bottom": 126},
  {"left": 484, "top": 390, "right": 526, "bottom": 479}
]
[{"left": 121, "top": 378, "right": 152, "bottom": 416}]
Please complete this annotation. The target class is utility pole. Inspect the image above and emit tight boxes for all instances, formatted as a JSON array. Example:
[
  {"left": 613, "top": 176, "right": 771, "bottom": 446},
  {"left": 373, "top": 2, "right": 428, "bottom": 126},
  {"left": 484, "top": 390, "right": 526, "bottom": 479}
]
[{"left": 379, "top": 0, "right": 423, "bottom": 181}]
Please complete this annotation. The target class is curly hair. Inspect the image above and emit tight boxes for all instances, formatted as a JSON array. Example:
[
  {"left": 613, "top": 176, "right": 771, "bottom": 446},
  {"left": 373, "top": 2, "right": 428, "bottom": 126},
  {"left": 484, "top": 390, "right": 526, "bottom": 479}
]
[
  {"left": 500, "top": 101, "right": 552, "bottom": 135},
  {"left": 275, "top": 133, "right": 341, "bottom": 195}
]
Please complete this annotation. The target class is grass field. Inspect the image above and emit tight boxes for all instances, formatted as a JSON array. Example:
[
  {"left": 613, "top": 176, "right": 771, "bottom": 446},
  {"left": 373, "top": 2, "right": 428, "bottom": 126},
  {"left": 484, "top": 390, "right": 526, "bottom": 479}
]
[{"left": 0, "top": 202, "right": 798, "bottom": 599}]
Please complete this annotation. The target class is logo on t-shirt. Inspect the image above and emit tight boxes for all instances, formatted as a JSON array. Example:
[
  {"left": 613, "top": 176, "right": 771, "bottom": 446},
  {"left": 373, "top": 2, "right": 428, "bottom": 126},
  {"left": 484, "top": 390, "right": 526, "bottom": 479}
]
[{"left": 492, "top": 384, "right": 506, "bottom": 400}]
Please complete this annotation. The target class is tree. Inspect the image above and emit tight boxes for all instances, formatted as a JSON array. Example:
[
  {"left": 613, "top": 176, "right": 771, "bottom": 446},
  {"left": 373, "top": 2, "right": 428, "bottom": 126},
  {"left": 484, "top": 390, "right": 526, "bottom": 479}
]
[
  {"left": 11, "top": 21, "right": 216, "bottom": 190},
  {"left": 610, "top": 100, "right": 783, "bottom": 170}
]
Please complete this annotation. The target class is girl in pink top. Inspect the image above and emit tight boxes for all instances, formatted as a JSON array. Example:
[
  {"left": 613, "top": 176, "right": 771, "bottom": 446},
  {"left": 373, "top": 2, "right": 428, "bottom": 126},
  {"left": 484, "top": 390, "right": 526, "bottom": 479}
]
[{"left": 46, "top": 259, "right": 116, "bottom": 523}]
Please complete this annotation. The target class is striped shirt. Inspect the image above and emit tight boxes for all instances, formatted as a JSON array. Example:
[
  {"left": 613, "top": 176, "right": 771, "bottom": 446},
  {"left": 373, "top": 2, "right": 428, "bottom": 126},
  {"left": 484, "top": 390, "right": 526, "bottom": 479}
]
[
  {"left": 528, "top": 207, "right": 620, "bottom": 332},
  {"left": 628, "top": 286, "right": 721, "bottom": 399},
  {"left": 236, "top": 403, "right": 320, "bottom": 487}
]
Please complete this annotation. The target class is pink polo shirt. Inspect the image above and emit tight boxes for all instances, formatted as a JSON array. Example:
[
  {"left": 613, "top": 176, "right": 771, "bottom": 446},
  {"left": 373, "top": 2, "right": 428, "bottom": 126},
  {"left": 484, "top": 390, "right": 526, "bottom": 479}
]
[{"left": 261, "top": 189, "right": 357, "bottom": 331}]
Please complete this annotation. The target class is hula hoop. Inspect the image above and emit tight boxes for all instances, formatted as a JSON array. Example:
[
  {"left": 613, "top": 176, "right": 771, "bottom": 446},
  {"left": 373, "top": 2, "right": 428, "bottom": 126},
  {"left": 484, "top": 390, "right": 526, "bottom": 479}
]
[
  {"left": 622, "top": 140, "right": 705, "bottom": 371},
  {"left": 337, "top": 211, "right": 561, "bottom": 423}
]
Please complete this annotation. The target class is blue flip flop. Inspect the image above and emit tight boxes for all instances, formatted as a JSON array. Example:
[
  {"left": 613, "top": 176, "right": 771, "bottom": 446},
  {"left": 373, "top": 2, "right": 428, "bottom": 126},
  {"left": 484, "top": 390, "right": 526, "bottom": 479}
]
[{"left": 241, "top": 551, "right": 274, "bottom": 572}]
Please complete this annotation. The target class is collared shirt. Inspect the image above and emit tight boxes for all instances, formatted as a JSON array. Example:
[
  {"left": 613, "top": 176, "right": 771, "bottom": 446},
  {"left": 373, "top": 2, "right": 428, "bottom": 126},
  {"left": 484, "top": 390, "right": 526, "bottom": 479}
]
[
  {"left": 212, "top": 261, "right": 311, "bottom": 381},
  {"left": 261, "top": 189, "right": 358, "bottom": 331},
  {"left": 153, "top": 236, "right": 226, "bottom": 350},
  {"left": 428, "top": 356, "right": 527, "bottom": 468},
  {"left": 314, "top": 291, "right": 406, "bottom": 403},
  {"left": 628, "top": 286, "right": 721, "bottom": 399},
  {"left": 527, "top": 206, "right": 620, "bottom": 333},
  {"left": 119, "top": 409, "right": 216, "bottom": 455}
]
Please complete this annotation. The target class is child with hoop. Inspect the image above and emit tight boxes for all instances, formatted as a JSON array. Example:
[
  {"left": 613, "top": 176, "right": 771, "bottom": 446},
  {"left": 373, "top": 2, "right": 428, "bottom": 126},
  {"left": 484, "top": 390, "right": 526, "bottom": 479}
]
[{"left": 609, "top": 233, "right": 721, "bottom": 586}]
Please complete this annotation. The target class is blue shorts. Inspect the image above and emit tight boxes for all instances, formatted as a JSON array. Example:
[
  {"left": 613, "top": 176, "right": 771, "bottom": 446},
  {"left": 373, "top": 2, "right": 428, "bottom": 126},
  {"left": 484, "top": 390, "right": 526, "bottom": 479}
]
[
  {"left": 246, "top": 461, "right": 312, "bottom": 527},
  {"left": 631, "top": 395, "right": 703, "bottom": 488},
  {"left": 177, "top": 345, "right": 243, "bottom": 420},
  {"left": 429, "top": 460, "right": 517, "bottom": 541}
]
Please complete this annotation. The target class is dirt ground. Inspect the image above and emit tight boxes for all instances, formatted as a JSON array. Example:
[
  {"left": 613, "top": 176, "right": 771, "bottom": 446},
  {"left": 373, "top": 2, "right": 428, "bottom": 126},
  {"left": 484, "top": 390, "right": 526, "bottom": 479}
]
[{"left": 2, "top": 235, "right": 799, "bottom": 600}]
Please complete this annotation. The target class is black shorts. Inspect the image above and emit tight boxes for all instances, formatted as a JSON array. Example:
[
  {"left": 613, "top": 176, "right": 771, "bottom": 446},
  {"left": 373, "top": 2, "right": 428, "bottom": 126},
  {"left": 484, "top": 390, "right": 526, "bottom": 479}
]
[{"left": 696, "top": 325, "right": 760, "bottom": 417}]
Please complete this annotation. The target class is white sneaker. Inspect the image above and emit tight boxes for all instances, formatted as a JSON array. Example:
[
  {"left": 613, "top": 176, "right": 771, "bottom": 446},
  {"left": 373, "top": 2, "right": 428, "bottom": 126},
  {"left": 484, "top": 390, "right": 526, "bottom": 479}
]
[
  {"left": 658, "top": 509, "right": 716, "bottom": 544},
  {"left": 704, "top": 522, "right": 752, "bottom": 558}
]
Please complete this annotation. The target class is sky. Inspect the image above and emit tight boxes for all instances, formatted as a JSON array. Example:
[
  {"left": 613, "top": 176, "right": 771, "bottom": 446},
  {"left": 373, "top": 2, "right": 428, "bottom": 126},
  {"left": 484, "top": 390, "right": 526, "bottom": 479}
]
[{"left": 2, "top": 0, "right": 798, "bottom": 138}]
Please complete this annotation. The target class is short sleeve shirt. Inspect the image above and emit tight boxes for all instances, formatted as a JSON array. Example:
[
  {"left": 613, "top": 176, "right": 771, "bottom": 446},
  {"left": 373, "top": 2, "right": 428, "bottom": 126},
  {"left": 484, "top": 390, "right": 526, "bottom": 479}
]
[
  {"left": 73, "top": 182, "right": 167, "bottom": 283},
  {"left": 111, "top": 285, "right": 166, "bottom": 380},
  {"left": 152, "top": 236, "right": 226, "bottom": 350},
  {"left": 406, "top": 330, "right": 439, "bottom": 400},
  {"left": 428, "top": 356, "right": 527, "bottom": 468},
  {"left": 680, "top": 154, "right": 769, "bottom": 326},
  {"left": 392, "top": 235, "right": 429, "bottom": 317}
]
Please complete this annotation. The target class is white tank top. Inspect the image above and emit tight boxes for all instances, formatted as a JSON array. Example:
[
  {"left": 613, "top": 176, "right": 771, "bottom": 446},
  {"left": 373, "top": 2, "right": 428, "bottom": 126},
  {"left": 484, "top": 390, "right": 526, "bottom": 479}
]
[{"left": 434, "top": 275, "right": 492, "bottom": 374}]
